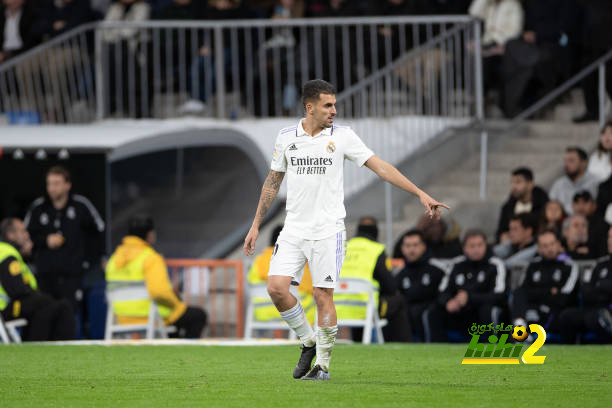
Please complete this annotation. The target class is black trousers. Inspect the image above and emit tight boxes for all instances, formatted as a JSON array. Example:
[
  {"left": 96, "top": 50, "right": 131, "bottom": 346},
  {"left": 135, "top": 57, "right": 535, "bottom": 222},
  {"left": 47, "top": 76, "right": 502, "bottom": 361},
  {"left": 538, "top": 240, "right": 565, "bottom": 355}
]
[
  {"left": 511, "top": 287, "right": 562, "bottom": 331},
  {"left": 37, "top": 274, "right": 83, "bottom": 336},
  {"left": 559, "top": 307, "right": 612, "bottom": 344},
  {"left": 424, "top": 303, "right": 495, "bottom": 343},
  {"left": 350, "top": 295, "right": 412, "bottom": 343},
  {"left": 171, "top": 306, "right": 207, "bottom": 339},
  {"left": 1, "top": 293, "right": 75, "bottom": 341},
  {"left": 406, "top": 302, "right": 433, "bottom": 340}
]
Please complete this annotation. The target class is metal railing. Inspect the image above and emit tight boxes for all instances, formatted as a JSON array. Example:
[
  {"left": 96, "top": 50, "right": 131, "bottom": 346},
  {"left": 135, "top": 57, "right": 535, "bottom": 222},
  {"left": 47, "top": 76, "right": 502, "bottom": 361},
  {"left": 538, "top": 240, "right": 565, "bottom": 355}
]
[
  {"left": 477, "top": 48, "right": 612, "bottom": 200},
  {"left": 0, "top": 16, "right": 481, "bottom": 123}
]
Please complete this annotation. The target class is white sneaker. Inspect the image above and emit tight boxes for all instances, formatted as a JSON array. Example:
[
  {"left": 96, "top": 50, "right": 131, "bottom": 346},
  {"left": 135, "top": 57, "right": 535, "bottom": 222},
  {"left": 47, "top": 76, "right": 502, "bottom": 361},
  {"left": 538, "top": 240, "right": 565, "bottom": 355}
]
[{"left": 178, "top": 99, "right": 206, "bottom": 115}]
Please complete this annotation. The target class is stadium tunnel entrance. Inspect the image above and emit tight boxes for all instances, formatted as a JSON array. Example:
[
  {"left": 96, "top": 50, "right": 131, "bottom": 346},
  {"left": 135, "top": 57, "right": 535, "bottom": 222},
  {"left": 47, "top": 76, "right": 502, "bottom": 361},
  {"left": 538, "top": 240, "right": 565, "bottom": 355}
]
[{"left": 0, "top": 127, "right": 271, "bottom": 259}]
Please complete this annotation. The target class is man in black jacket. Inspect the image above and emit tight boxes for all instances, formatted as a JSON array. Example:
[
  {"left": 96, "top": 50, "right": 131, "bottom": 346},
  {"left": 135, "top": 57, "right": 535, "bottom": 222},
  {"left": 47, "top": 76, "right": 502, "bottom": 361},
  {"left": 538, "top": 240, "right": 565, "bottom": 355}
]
[
  {"left": 424, "top": 229, "right": 507, "bottom": 342},
  {"left": 0, "top": 0, "right": 37, "bottom": 62},
  {"left": 496, "top": 167, "right": 549, "bottom": 243},
  {"left": 559, "top": 225, "right": 612, "bottom": 343},
  {"left": 511, "top": 230, "right": 579, "bottom": 332},
  {"left": 395, "top": 229, "right": 446, "bottom": 341},
  {"left": 24, "top": 166, "right": 105, "bottom": 334}
]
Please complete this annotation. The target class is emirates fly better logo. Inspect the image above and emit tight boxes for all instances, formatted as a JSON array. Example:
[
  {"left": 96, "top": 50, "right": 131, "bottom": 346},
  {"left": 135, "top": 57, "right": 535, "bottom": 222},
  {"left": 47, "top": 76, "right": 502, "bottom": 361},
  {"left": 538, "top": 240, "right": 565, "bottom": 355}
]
[{"left": 461, "top": 323, "right": 547, "bottom": 365}]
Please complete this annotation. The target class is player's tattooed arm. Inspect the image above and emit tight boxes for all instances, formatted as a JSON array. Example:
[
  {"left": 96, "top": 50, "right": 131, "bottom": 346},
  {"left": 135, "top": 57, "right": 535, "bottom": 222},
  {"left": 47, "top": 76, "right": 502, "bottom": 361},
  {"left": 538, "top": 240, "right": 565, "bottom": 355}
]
[
  {"left": 254, "top": 170, "right": 285, "bottom": 227},
  {"left": 244, "top": 170, "right": 285, "bottom": 255}
]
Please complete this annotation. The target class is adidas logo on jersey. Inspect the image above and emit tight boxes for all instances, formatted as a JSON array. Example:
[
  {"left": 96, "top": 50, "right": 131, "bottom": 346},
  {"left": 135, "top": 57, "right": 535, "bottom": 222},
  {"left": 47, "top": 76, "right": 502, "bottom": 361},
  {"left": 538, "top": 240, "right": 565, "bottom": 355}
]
[
  {"left": 289, "top": 144, "right": 298, "bottom": 150},
  {"left": 324, "top": 275, "right": 333, "bottom": 282}
]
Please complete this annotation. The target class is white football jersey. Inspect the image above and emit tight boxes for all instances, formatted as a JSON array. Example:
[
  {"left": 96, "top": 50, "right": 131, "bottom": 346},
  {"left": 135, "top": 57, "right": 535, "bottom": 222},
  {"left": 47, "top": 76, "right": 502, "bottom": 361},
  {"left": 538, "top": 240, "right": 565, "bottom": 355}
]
[{"left": 271, "top": 119, "right": 374, "bottom": 240}]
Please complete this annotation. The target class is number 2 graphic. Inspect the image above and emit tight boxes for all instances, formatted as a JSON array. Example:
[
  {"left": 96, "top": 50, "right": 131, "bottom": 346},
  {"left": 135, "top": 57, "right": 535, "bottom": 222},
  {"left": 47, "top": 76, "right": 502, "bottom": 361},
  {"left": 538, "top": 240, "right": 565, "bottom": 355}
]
[{"left": 521, "top": 324, "right": 547, "bottom": 364}]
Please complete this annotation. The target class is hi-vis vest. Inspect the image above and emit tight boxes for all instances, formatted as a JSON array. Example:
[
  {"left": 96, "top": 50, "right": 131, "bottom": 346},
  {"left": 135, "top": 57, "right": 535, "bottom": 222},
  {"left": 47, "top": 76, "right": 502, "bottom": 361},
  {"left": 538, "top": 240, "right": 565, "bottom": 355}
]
[
  {"left": 247, "top": 247, "right": 315, "bottom": 324},
  {"left": 336, "top": 237, "right": 383, "bottom": 320},
  {"left": 0, "top": 242, "right": 38, "bottom": 312},
  {"left": 105, "top": 247, "right": 172, "bottom": 319}
]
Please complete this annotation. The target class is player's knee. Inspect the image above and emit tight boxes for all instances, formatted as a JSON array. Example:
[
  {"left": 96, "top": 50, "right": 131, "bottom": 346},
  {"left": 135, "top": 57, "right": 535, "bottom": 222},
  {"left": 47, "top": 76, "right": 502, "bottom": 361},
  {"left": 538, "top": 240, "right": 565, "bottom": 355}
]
[{"left": 267, "top": 281, "right": 289, "bottom": 302}]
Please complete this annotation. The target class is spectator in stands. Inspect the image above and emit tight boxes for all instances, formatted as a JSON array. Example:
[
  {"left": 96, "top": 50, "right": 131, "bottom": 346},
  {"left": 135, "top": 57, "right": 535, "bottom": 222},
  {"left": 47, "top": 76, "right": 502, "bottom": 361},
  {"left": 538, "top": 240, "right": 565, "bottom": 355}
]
[
  {"left": 512, "top": 229, "right": 579, "bottom": 334},
  {"left": 106, "top": 215, "right": 207, "bottom": 338},
  {"left": 394, "top": 229, "right": 446, "bottom": 341},
  {"left": 539, "top": 199, "right": 566, "bottom": 237},
  {"left": 0, "top": 0, "right": 37, "bottom": 63},
  {"left": 339, "top": 217, "right": 411, "bottom": 342},
  {"left": 0, "top": 218, "right": 75, "bottom": 341},
  {"left": 496, "top": 167, "right": 548, "bottom": 242},
  {"left": 597, "top": 152, "right": 612, "bottom": 224},
  {"left": 560, "top": 225, "right": 612, "bottom": 343},
  {"left": 500, "top": 0, "right": 576, "bottom": 117},
  {"left": 549, "top": 146, "right": 599, "bottom": 214},
  {"left": 468, "top": 0, "right": 523, "bottom": 93},
  {"left": 493, "top": 213, "right": 538, "bottom": 268},
  {"left": 24, "top": 166, "right": 105, "bottom": 337},
  {"left": 247, "top": 225, "right": 315, "bottom": 326},
  {"left": 178, "top": 0, "right": 251, "bottom": 114},
  {"left": 572, "top": 0, "right": 612, "bottom": 123},
  {"left": 571, "top": 191, "right": 608, "bottom": 258},
  {"left": 587, "top": 121, "right": 612, "bottom": 181},
  {"left": 33, "top": 0, "right": 98, "bottom": 41},
  {"left": 562, "top": 214, "right": 595, "bottom": 260},
  {"left": 103, "top": 0, "right": 151, "bottom": 118},
  {"left": 424, "top": 229, "right": 506, "bottom": 342},
  {"left": 394, "top": 214, "right": 462, "bottom": 259}
]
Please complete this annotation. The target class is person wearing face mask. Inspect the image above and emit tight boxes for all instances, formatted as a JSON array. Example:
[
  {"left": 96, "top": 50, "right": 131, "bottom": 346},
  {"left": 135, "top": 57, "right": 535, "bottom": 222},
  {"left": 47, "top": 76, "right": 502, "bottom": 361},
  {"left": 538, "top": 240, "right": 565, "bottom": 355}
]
[
  {"left": 394, "top": 229, "right": 447, "bottom": 341},
  {"left": 423, "top": 230, "right": 507, "bottom": 342},
  {"left": 337, "top": 216, "right": 411, "bottom": 343},
  {"left": 0, "top": 218, "right": 75, "bottom": 341}
]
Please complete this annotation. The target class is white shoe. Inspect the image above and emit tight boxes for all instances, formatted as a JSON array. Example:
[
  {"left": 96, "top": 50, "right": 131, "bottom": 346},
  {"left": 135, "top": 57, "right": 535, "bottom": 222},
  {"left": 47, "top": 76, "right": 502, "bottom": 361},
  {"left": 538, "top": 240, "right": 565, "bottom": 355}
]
[{"left": 178, "top": 99, "right": 206, "bottom": 114}]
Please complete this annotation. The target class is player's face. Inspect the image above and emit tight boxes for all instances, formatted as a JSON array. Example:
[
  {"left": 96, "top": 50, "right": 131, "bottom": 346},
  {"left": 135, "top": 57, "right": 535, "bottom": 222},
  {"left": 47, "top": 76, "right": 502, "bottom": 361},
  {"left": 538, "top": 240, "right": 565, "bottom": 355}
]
[
  {"left": 8, "top": 220, "right": 33, "bottom": 257},
  {"left": 545, "top": 201, "right": 563, "bottom": 222},
  {"left": 401, "top": 235, "right": 426, "bottom": 263},
  {"left": 510, "top": 175, "right": 531, "bottom": 200},
  {"left": 46, "top": 173, "right": 71, "bottom": 201},
  {"left": 463, "top": 235, "right": 486, "bottom": 262},
  {"left": 310, "top": 93, "right": 336, "bottom": 128},
  {"left": 538, "top": 232, "right": 559, "bottom": 260}
]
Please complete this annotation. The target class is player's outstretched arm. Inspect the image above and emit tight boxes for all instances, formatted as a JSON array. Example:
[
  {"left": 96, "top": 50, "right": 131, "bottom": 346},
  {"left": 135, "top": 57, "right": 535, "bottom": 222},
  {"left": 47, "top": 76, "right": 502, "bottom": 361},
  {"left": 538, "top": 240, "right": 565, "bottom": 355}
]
[
  {"left": 243, "top": 170, "right": 285, "bottom": 255},
  {"left": 364, "top": 155, "right": 450, "bottom": 219}
]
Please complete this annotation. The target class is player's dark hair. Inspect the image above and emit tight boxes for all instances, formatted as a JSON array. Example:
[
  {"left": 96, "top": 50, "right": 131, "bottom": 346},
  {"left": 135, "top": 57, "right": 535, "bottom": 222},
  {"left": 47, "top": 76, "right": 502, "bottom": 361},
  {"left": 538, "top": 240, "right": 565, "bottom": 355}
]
[
  {"left": 566, "top": 146, "right": 588, "bottom": 161},
  {"left": 538, "top": 228, "right": 561, "bottom": 243},
  {"left": 301, "top": 79, "right": 336, "bottom": 107},
  {"left": 127, "top": 215, "right": 155, "bottom": 240},
  {"left": 270, "top": 225, "right": 283, "bottom": 246},
  {"left": 46, "top": 165, "right": 71, "bottom": 183},
  {"left": 462, "top": 229, "right": 487, "bottom": 247},
  {"left": 509, "top": 213, "right": 537, "bottom": 235},
  {"left": 401, "top": 229, "right": 425, "bottom": 245},
  {"left": 0, "top": 218, "right": 17, "bottom": 242},
  {"left": 511, "top": 167, "right": 533, "bottom": 182}
]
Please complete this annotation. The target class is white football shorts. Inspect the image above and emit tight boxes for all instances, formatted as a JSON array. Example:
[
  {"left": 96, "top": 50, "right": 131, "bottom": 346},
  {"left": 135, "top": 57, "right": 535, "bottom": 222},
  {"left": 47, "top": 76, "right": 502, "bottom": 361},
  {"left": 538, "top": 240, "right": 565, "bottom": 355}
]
[{"left": 268, "top": 229, "right": 346, "bottom": 289}]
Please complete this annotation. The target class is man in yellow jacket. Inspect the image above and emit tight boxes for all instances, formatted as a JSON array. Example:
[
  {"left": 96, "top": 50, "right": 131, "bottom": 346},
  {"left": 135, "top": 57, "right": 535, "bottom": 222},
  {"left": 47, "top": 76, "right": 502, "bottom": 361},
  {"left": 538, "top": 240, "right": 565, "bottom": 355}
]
[
  {"left": 105, "top": 215, "right": 206, "bottom": 338},
  {"left": 248, "top": 226, "right": 315, "bottom": 325}
]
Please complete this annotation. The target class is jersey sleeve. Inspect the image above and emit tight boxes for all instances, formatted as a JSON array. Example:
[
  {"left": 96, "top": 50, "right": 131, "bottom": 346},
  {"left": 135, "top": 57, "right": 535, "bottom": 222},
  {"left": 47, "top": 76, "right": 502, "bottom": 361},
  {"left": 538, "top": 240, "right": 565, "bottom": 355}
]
[
  {"left": 343, "top": 129, "right": 374, "bottom": 167},
  {"left": 270, "top": 133, "right": 287, "bottom": 172}
]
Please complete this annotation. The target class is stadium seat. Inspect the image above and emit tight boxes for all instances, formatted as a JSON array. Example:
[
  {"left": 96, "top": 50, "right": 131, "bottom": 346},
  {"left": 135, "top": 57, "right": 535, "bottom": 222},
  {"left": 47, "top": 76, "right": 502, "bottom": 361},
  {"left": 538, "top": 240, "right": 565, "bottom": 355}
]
[
  {"left": 243, "top": 284, "right": 298, "bottom": 340},
  {"left": 0, "top": 314, "right": 27, "bottom": 344},
  {"left": 334, "top": 279, "right": 386, "bottom": 345},
  {"left": 104, "top": 286, "right": 175, "bottom": 340}
]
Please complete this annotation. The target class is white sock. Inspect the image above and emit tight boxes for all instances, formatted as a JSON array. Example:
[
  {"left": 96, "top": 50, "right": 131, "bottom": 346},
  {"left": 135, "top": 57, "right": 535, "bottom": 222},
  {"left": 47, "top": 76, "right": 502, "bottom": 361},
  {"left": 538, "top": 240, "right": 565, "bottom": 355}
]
[
  {"left": 315, "top": 325, "right": 338, "bottom": 372},
  {"left": 280, "top": 302, "right": 316, "bottom": 347}
]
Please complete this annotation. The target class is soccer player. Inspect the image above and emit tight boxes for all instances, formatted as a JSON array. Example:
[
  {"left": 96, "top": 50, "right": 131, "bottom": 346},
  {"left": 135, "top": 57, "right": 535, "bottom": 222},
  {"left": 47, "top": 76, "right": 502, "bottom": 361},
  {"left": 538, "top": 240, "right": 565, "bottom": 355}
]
[{"left": 243, "top": 79, "right": 449, "bottom": 380}]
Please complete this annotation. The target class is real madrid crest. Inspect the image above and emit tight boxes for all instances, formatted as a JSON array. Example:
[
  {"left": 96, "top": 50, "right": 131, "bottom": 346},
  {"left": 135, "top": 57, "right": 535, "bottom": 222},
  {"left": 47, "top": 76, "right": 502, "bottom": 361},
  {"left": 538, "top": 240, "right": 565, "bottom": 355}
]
[{"left": 326, "top": 141, "right": 336, "bottom": 153}]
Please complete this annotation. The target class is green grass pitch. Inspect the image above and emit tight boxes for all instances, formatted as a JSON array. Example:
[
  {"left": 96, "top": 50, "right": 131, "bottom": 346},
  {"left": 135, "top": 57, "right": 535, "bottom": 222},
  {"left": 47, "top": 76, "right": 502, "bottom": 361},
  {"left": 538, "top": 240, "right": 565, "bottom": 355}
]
[{"left": 1, "top": 344, "right": 610, "bottom": 407}]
